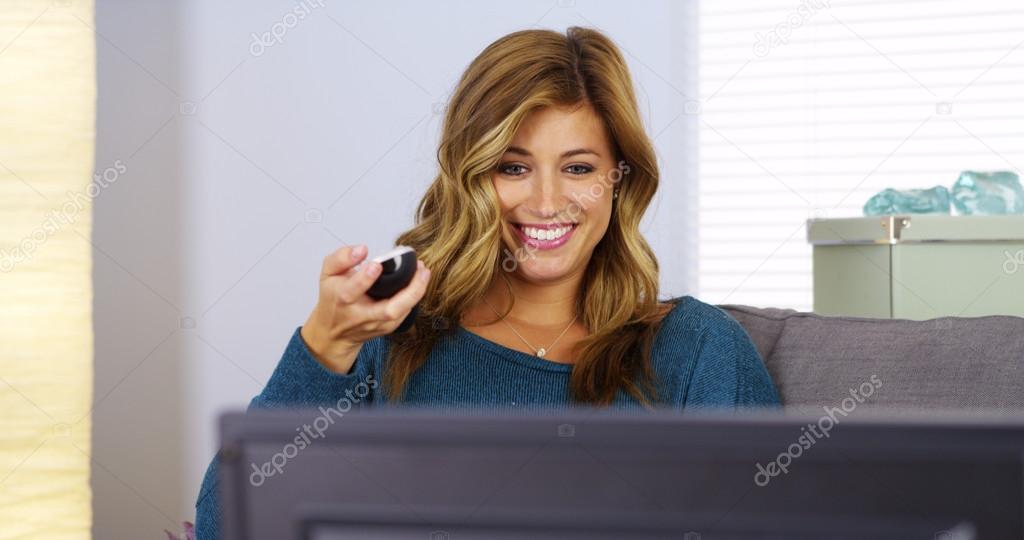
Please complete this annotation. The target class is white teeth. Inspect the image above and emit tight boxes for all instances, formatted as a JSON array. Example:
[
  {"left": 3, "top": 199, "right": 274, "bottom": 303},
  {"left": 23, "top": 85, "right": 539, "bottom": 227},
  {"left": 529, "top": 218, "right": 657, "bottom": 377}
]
[{"left": 521, "top": 225, "right": 573, "bottom": 241}]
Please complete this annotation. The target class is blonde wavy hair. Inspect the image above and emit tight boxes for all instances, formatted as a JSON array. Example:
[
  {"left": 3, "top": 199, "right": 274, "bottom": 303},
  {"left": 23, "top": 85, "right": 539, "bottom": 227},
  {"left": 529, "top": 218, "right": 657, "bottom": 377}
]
[{"left": 385, "top": 26, "right": 672, "bottom": 406}]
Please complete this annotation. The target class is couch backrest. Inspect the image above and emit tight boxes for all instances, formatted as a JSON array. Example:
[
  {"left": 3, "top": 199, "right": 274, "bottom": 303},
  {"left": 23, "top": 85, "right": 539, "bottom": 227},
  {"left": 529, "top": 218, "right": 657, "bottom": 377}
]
[{"left": 719, "top": 305, "right": 1024, "bottom": 410}]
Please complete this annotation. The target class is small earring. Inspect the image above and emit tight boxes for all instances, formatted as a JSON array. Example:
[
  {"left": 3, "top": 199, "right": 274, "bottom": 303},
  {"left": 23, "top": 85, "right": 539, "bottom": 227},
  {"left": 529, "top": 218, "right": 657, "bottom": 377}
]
[{"left": 612, "top": 190, "right": 619, "bottom": 199}]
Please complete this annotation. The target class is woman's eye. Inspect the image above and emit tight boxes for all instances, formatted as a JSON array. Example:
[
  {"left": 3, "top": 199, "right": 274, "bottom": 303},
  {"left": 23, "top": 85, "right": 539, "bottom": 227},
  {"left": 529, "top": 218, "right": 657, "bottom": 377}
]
[
  {"left": 566, "top": 164, "right": 594, "bottom": 175},
  {"left": 498, "top": 163, "right": 527, "bottom": 176},
  {"left": 497, "top": 163, "right": 593, "bottom": 176}
]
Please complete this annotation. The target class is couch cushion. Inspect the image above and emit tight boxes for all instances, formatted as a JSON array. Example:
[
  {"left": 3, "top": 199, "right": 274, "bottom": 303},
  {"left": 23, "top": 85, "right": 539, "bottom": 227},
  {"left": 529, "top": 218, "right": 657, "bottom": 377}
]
[{"left": 719, "top": 305, "right": 1024, "bottom": 410}]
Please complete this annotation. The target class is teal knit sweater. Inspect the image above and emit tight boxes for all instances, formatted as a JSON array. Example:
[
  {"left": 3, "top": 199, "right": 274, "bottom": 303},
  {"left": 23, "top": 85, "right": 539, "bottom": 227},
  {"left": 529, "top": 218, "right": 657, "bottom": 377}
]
[{"left": 193, "top": 295, "right": 780, "bottom": 539}]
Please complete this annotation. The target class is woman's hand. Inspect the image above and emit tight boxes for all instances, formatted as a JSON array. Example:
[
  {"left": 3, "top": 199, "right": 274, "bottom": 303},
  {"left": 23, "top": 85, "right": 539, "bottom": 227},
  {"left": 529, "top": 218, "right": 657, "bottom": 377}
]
[{"left": 300, "top": 244, "right": 431, "bottom": 374}]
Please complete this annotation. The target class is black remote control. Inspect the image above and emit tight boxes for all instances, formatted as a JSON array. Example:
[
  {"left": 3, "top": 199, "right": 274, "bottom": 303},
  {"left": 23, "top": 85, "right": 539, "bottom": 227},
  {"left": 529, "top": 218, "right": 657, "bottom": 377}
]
[{"left": 365, "top": 245, "right": 418, "bottom": 333}]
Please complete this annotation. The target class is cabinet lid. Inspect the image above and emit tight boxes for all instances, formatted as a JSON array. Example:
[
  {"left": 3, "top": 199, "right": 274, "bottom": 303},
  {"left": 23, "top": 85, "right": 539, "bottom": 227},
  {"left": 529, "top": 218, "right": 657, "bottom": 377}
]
[{"left": 807, "top": 215, "right": 1024, "bottom": 245}]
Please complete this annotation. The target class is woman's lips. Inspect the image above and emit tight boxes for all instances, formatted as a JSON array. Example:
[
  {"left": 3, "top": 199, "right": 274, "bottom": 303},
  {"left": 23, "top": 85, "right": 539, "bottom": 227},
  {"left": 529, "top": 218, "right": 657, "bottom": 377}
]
[{"left": 511, "top": 222, "right": 578, "bottom": 250}]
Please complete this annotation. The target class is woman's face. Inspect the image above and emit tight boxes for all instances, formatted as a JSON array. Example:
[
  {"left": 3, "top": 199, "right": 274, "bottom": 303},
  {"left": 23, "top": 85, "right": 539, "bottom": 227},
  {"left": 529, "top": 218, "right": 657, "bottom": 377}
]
[{"left": 492, "top": 103, "right": 618, "bottom": 284}]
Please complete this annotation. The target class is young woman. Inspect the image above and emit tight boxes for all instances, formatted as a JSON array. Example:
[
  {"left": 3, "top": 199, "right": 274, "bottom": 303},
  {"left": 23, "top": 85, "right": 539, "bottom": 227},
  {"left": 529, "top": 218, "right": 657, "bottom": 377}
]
[{"left": 194, "top": 25, "right": 780, "bottom": 538}]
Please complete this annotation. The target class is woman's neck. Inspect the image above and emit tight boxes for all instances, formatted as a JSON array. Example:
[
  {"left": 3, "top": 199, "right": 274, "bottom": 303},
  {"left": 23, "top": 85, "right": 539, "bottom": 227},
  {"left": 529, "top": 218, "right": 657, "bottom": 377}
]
[{"left": 473, "top": 268, "right": 584, "bottom": 327}]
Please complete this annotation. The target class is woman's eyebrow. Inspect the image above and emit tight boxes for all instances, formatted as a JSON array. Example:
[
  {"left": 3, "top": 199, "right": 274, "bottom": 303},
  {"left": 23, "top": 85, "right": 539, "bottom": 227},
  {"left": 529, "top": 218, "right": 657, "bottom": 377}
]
[{"left": 505, "top": 146, "right": 601, "bottom": 158}]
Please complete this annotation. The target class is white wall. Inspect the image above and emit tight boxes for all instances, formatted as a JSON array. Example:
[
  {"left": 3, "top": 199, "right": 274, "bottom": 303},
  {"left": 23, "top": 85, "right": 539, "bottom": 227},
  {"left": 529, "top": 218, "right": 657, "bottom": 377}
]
[{"left": 91, "top": 0, "right": 697, "bottom": 536}]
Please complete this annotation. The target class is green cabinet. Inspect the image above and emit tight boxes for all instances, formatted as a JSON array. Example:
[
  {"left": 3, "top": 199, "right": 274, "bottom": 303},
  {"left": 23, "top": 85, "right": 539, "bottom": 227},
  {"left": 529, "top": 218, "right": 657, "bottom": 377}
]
[{"left": 808, "top": 216, "right": 1024, "bottom": 320}]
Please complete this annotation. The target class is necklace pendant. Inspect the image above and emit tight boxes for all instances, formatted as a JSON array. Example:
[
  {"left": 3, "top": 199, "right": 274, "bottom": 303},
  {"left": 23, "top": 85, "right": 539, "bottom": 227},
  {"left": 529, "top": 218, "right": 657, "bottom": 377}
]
[{"left": 536, "top": 348, "right": 546, "bottom": 357}]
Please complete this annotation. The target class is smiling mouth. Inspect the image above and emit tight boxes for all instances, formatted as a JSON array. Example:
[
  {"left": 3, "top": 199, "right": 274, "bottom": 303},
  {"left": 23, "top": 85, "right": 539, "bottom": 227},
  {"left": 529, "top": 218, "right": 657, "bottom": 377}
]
[{"left": 509, "top": 221, "right": 578, "bottom": 248}]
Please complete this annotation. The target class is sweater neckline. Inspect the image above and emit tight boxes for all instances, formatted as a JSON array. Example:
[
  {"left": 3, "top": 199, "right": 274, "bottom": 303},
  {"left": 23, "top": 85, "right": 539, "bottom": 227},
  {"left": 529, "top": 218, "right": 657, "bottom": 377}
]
[
  {"left": 453, "top": 296, "right": 690, "bottom": 374},
  {"left": 455, "top": 325, "right": 575, "bottom": 372}
]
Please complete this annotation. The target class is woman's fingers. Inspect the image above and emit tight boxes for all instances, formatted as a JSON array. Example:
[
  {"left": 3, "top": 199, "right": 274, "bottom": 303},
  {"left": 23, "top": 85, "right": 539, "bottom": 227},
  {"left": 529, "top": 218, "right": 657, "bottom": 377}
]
[
  {"left": 321, "top": 244, "right": 367, "bottom": 278},
  {"left": 370, "top": 260, "right": 431, "bottom": 325},
  {"left": 334, "top": 258, "right": 382, "bottom": 304}
]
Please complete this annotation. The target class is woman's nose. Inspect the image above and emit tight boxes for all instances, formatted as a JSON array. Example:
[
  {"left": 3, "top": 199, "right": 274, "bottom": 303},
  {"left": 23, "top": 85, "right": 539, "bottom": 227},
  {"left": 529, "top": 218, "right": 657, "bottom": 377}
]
[{"left": 525, "top": 170, "right": 564, "bottom": 214}]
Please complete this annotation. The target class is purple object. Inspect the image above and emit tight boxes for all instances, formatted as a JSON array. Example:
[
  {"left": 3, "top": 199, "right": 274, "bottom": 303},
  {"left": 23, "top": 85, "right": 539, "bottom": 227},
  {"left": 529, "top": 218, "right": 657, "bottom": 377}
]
[{"left": 164, "top": 521, "right": 195, "bottom": 540}]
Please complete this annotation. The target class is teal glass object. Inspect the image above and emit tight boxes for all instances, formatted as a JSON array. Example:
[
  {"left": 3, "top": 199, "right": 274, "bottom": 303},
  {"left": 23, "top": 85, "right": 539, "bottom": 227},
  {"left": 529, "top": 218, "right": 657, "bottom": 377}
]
[
  {"left": 863, "top": 185, "right": 951, "bottom": 216},
  {"left": 952, "top": 170, "right": 1024, "bottom": 215}
]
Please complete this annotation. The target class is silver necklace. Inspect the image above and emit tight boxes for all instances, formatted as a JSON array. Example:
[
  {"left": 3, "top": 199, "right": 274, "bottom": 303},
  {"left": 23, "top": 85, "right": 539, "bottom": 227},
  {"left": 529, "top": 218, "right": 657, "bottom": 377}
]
[{"left": 482, "top": 297, "right": 578, "bottom": 358}]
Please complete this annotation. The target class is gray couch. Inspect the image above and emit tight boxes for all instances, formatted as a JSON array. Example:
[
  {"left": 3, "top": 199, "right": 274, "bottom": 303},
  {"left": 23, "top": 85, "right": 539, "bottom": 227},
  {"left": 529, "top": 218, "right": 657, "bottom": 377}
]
[{"left": 720, "top": 305, "right": 1024, "bottom": 409}]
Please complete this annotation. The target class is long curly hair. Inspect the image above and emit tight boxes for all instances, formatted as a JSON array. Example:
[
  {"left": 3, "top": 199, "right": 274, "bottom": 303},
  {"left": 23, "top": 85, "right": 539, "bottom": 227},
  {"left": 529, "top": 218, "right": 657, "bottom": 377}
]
[{"left": 384, "top": 26, "right": 672, "bottom": 406}]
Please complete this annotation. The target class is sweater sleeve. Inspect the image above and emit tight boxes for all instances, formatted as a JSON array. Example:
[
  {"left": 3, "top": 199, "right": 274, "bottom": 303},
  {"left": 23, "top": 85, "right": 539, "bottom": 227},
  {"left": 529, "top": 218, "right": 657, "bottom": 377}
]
[
  {"left": 683, "top": 310, "right": 782, "bottom": 409},
  {"left": 193, "top": 326, "right": 384, "bottom": 540},
  {"left": 728, "top": 319, "right": 782, "bottom": 408}
]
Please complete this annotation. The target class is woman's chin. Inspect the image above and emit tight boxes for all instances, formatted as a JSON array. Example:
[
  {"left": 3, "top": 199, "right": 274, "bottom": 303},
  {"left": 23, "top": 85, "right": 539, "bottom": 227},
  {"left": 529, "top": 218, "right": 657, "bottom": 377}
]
[
  {"left": 500, "top": 234, "right": 585, "bottom": 282},
  {"left": 509, "top": 256, "right": 578, "bottom": 283}
]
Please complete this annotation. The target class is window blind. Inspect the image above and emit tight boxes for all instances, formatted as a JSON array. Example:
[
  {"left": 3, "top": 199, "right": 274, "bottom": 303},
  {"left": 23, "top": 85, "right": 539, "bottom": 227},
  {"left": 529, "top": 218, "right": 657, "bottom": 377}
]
[{"left": 698, "top": 0, "right": 1024, "bottom": 311}]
